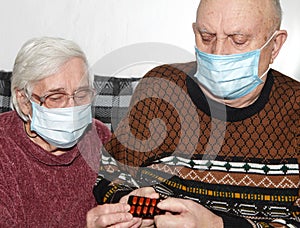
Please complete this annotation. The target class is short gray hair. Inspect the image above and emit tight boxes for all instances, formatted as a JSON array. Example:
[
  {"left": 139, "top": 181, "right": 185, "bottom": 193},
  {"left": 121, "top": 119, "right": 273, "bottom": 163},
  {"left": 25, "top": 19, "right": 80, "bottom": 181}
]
[
  {"left": 11, "top": 36, "right": 93, "bottom": 121},
  {"left": 272, "top": 0, "right": 283, "bottom": 28}
]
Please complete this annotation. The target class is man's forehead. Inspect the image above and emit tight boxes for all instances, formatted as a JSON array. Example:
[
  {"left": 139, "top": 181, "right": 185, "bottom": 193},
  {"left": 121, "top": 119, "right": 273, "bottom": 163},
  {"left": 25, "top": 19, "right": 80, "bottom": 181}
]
[
  {"left": 197, "top": 0, "right": 272, "bottom": 18},
  {"left": 196, "top": 0, "right": 272, "bottom": 34}
]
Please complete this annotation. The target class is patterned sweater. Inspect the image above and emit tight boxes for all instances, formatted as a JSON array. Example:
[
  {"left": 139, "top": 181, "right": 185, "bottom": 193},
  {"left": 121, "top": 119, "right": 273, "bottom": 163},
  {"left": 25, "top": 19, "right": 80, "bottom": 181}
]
[
  {"left": 94, "top": 62, "right": 300, "bottom": 227},
  {"left": 0, "top": 111, "right": 111, "bottom": 227}
]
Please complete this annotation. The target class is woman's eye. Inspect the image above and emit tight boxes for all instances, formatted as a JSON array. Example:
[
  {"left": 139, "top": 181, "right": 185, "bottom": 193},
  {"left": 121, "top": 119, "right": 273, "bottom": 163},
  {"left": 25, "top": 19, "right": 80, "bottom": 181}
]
[{"left": 47, "top": 94, "right": 65, "bottom": 101}]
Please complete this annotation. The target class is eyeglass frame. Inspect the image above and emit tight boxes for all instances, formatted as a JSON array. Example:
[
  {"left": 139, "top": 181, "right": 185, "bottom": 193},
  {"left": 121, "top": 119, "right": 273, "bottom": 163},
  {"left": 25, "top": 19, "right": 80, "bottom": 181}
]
[{"left": 29, "top": 87, "right": 96, "bottom": 108}]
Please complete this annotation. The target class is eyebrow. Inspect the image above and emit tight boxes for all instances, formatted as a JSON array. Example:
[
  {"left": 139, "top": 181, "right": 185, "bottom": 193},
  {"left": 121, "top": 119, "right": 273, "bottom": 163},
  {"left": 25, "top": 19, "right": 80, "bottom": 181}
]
[
  {"left": 198, "top": 27, "right": 212, "bottom": 34},
  {"left": 45, "top": 85, "right": 90, "bottom": 94},
  {"left": 196, "top": 24, "right": 250, "bottom": 36},
  {"left": 45, "top": 88, "right": 65, "bottom": 93}
]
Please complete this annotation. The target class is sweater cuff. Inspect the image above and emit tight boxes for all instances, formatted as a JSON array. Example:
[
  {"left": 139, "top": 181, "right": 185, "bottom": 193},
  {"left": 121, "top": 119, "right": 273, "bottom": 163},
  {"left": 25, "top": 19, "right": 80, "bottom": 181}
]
[
  {"left": 110, "top": 189, "right": 133, "bottom": 203},
  {"left": 93, "top": 177, "right": 135, "bottom": 204},
  {"left": 216, "top": 211, "right": 253, "bottom": 228}
]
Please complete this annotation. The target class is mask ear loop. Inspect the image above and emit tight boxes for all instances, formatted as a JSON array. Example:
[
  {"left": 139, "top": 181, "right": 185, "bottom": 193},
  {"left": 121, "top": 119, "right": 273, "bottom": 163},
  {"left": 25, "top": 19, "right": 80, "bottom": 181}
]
[
  {"left": 24, "top": 91, "right": 38, "bottom": 138},
  {"left": 260, "top": 30, "right": 278, "bottom": 50},
  {"left": 258, "top": 31, "right": 277, "bottom": 79},
  {"left": 259, "top": 67, "right": 270, "bottom": 79},
  {"left": 23, "top": 121, "right": 38, "bottom": 138}
]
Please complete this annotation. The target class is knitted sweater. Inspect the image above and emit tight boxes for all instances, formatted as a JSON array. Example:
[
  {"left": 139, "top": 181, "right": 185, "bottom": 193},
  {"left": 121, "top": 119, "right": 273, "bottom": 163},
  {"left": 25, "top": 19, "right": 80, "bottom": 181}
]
[
  {"left": 94, "top": 62, "right": 300, "bottom": 227},
  {"left": 0, "top": 111, "right": 111, "bottom": 227}
]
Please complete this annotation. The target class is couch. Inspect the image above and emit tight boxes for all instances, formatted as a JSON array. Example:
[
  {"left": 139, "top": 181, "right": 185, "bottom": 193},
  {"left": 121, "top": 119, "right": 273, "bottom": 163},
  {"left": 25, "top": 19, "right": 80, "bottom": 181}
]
[{"left": 0, "top": 71, "right": 140, "bottom": 132}]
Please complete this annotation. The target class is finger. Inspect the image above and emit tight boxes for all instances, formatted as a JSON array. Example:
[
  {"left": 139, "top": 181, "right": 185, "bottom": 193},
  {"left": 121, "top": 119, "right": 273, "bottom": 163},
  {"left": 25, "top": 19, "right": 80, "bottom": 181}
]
[
  {"left": 108, "top": 217, "right": 142, "bottom": 228},
  {"left": 126, "top": 218, "right": 143, "bottom": 228},
  {"left": 94, "top": 212, "right": 133, "bottom": 227},
  {"left": 154, "top": 214, "right": 184, "bottom": 228},
  {"left": 156, "top": 198, "right": 186, "bottom": 213},
  {"left": 95, "top": 203, "right": 131, "bottom": 214},
  {"left": 135, "top": 187, "right": 157, "bottom": 196},
  {"left": 144, "top": 192, "right": 160, "bottom": 199},
  {"left": 140, "top": 218, "right": 155, "bottom": 227},
  {"left": 86, "top": 204, "right": 131, "bottom": 228},
  {"left": 119, "top": 195, "right": 129, "bottom": 204}
]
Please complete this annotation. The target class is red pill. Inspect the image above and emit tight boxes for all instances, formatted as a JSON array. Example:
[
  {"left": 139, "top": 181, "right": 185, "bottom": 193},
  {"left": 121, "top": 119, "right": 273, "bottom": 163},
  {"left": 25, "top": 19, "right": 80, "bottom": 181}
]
[
  {"left": 145, "top": 197, "right": 151, "bottom": 206},
  {"left": 151, "top": 199, "right": 157, "bottom": 207},
  {"left": 143, "top": 206, "right": 148, "bottom": 215},
  {"left": 136, "top": 206, "right": 142, "bottom": 216},
  {"left": 132, "top": 196, "right": 138, "bottom": 205},
  {"left": 149, "top": 206, "right": 154, "bottom": 215},
  {"left": 130, "top": 205, "right": 136, "bottom": 214},
  {"left": 138, "top": 197, "right": 144, "bottom": 205}
]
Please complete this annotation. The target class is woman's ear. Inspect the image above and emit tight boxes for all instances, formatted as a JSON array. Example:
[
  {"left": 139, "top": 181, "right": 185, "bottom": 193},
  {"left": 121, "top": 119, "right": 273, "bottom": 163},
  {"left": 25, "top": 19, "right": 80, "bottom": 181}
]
[
  {"left": 270, "top": 30, "right": 288, "bottom": 64},
  {"left": 16, "top": 90, "right": 32, "bottom": 116}
]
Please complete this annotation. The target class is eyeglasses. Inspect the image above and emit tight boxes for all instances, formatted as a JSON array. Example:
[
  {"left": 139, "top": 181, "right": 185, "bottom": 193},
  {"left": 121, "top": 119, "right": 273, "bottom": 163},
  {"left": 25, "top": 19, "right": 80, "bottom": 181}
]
[{"left": 30, "top": 87, "right": 95, "bottom": 108}]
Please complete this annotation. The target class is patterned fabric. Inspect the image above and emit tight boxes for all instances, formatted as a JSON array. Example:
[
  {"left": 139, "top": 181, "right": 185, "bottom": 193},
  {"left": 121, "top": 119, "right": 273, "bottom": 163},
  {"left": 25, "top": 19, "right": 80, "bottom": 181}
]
[
  {"left": 93, "top": 76, "right": 140, "bottom": 132},
  {"left": 0, "top": 71, "right": 11, "bottom": 113},
  {"left": 94, "top": 62, "right": 300, "bottom": 227},
  {"left": 0, "top": 71, "right": 139, "bottom": 132}
]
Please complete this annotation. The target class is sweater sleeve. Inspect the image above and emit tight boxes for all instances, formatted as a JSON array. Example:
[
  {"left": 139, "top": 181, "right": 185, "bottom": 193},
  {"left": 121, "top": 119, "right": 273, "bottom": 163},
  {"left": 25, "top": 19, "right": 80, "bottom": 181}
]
[
  {"left": 92, "top": 65, "right": 300, "bottom": 227},
  {"left": 0, "top": 142, "right": 20, "bottom": 227},
  {"left": 0, "top": 188, "right": 19, "bottom": 227}
]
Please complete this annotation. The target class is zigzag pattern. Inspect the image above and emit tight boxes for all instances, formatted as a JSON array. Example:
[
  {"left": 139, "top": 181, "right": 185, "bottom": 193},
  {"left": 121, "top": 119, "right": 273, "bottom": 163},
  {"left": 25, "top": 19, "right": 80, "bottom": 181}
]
[{"left": 149, "top": 164, "right": 299, "bottom": 188}]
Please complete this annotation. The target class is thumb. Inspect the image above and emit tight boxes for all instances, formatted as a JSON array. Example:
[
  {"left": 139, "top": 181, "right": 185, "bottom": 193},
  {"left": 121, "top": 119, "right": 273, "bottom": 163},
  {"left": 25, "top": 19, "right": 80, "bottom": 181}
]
[{"left": 157, "top": 198, "right": 186, "bottom": 213}]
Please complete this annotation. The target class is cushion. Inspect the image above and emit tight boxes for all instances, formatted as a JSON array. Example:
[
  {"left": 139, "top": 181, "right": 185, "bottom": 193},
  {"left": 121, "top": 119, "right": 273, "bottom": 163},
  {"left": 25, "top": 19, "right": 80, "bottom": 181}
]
[
  {"left": 93, "top": 76, "right": 140, "bottom": 132},
  {"left": 0, "top": 71, "right": 12, "bottom": 113}
]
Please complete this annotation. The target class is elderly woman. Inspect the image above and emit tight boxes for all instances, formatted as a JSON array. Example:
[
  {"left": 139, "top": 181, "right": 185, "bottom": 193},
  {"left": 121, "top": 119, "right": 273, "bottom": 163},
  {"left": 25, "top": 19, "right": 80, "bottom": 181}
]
[{"left": 0, "top": 37, "right": 111, "bottom": 227}]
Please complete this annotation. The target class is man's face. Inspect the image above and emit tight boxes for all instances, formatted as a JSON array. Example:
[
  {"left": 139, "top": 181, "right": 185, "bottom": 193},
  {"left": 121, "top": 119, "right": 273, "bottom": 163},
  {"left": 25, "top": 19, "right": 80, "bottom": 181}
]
[{"left": 193, "top": 0, "right": 276, "bottom": 75}]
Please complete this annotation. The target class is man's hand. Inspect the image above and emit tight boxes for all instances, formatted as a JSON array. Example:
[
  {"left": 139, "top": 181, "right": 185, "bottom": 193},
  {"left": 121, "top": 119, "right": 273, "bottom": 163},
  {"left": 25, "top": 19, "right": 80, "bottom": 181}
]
[{"left": 154, "top": 198, "right": 223, "bottom": 228}]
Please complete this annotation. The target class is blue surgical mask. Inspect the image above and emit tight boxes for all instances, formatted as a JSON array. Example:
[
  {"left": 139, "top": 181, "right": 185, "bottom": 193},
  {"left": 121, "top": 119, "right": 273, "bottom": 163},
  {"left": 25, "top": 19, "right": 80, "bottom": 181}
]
[
  {"left": 194, "top": 31, "right": 277, "bottom": 99},
  {"left": 30, "top": 102, "right": 92, "bottom": 148}
]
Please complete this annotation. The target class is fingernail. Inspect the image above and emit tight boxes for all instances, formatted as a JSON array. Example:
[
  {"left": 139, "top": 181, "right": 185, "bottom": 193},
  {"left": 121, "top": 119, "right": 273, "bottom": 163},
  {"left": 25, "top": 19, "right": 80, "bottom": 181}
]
[
  {"left": 125, "top": 204, "right": 131, "bottom": 211},
  {"left": 126, "top": 213, "right": 133, "bottom": 220}
]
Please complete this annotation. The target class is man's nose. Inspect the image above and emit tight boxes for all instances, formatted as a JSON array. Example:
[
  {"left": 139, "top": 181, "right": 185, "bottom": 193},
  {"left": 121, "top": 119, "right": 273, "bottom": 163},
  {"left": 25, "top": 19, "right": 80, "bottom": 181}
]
[{"left": 212, "top": 39, "right": 226, "bottom": 55}]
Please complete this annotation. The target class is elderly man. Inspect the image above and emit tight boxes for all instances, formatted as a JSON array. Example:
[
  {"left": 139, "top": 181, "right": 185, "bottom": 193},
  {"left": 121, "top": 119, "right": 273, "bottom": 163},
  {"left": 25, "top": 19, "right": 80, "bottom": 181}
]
[{"left": 88, "top": 0, "right": 299, "bottom": 227}]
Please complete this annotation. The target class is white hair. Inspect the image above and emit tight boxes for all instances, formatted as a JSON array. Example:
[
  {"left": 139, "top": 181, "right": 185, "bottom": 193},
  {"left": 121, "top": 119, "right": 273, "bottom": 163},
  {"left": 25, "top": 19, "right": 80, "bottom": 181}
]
[
  {"left": 270, "top": 0, "right": 282, "bottom": 29},
  {"left": 11, "top": 36, "right": 93, "bottom": 121}
]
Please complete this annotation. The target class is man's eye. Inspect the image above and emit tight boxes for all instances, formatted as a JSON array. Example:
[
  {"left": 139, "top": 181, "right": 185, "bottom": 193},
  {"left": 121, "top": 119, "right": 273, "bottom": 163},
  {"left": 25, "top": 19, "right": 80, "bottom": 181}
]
[
  {"left": 230, "top": 35, "right": 248, "bottom": 46},
  {"left": 201, "top": 33, "right": 215, "bottom": 43}
]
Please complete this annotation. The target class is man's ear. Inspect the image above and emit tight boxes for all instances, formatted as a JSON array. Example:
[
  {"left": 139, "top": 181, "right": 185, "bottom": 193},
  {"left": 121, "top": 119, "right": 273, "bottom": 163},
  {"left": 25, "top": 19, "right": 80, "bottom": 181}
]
[
  {"left": 16, "top": 90, "right": 32, "bottom": 116},
  {"left": 270, "top": 30, "right": 288, "bottom": 64},
  {"left": 192, "top": 22, "right": 197, "bottom": 33}
]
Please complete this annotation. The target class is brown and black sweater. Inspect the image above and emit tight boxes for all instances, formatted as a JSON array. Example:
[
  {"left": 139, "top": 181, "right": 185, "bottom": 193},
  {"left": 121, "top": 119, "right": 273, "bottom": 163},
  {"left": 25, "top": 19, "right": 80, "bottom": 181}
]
[{"left": 94, "top": 62, "right": 300, "bottom": 227}]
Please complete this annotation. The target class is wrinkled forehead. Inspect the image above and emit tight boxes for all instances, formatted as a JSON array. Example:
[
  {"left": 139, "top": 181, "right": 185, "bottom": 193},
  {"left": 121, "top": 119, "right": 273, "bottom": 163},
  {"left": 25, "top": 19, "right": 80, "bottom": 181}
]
[
  {"left": 32, "top": 58, "right": 90, "bottom": 94},
  {"left": 196, "top": 0, "right": 275, "bottom": 35}
]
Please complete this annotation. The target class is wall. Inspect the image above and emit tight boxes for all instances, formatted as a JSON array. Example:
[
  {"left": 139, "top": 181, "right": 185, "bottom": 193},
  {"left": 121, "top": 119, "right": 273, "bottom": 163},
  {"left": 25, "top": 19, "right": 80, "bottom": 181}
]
[{"left": 0, "top": 0, "right": 299, "bottom": 81}]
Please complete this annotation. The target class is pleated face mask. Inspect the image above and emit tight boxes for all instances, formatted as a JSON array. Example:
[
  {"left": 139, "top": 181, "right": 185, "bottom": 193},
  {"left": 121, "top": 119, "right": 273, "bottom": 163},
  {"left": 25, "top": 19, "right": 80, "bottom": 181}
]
[
  {"left": 30, "top": 102, "right": 92, "bottom": 148},
  {"left": 194, "top": 31, "right": 277, "bottom": 99}
]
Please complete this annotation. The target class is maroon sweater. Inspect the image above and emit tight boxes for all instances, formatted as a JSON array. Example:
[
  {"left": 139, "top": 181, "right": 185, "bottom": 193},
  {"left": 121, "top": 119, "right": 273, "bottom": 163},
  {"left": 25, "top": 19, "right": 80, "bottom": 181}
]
[{"left": 0, "top": 111, "right": 111, "bottom": 227}]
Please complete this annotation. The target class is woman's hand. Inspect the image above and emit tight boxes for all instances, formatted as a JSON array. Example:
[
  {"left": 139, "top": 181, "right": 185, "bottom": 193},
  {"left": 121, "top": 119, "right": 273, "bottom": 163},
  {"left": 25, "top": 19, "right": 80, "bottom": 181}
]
[
  {"left": 86, "top": 203, "right": 141, "bottom": 228},
  {"left": 120, "top": 187, "right": 159, "bottom": 228}
]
